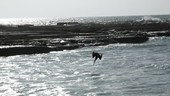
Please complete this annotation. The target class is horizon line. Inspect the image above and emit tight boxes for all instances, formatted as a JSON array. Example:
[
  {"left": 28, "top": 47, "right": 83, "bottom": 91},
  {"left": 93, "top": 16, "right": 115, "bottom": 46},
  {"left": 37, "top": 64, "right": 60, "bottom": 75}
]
[{"left": 0, "top": 14, "right": 170, "bottom": 19}]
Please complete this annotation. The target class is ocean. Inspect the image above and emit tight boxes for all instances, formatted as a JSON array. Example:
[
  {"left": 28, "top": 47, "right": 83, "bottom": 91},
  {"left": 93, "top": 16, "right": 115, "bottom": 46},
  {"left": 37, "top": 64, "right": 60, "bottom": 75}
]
[
  {"left": 0, "top": 15, "right": 170, "bottom": 96},
  {"left": 0, "top": 14, "right": 170, "bottom": 25},
  {"left": 0, "top": 37, "right": 170, "bottom": 96}
]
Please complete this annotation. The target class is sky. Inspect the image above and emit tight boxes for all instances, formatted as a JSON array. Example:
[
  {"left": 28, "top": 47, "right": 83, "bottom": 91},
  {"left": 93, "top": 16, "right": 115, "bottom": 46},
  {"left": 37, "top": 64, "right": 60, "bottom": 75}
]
[{"left": 0, "top": 0, "right": 170, "bottom": 18}]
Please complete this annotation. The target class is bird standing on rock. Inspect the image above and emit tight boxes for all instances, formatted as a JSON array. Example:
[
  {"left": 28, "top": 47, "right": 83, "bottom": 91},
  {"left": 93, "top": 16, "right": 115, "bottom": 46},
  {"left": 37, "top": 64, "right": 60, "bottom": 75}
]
[{"left": 92, "top": 51, "right": 103, "bottom": 64}]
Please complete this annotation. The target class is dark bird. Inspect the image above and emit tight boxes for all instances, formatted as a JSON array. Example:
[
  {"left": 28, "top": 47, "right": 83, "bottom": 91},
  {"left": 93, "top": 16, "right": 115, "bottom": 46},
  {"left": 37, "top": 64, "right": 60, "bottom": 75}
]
[{"left": 92, "top": 51, "right": 103, "bottom": 64}]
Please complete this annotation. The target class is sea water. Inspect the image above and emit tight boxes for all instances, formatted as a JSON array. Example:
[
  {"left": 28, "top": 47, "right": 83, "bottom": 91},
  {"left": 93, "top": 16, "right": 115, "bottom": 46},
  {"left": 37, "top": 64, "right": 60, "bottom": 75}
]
[
  {"left": 0, "top": 37, "right": 170, "bottom": 96},
  {"left": 0, "top": 15, "right": 170, "bottom": 25}
]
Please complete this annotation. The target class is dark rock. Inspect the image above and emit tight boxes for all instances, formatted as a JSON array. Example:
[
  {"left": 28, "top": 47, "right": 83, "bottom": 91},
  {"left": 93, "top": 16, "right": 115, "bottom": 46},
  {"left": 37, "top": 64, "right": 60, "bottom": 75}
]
[
  {"left": 51, "top": 45, "right": 81, "bottom": 51},
  {"left": 147, "top": 31, "right": 170, "bottom": 37},
  {"left": 113, "top": 36, "right": 149, "bottom": 43},
  {"left": 0, "top": 46, "right": 51, "bottom": 56},
  {"left": 156, "top": 31, "right": 170, "bottom": 36},
  {"left": 3, "top": 21, "right": 170, "bottom": 56}
]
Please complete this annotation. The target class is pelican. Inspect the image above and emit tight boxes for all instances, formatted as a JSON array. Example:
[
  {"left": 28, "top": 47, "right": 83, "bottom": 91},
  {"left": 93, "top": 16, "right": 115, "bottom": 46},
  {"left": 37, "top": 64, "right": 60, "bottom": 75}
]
[{"left": 92, "top": 51, "right": 103, "bottom": 64}]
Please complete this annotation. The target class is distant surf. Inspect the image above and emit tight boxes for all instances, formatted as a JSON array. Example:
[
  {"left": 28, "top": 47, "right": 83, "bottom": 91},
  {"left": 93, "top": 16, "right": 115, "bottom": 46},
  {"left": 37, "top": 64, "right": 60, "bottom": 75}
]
[{"left": 0, "top": 15, "right": 170, "bottom": 25}]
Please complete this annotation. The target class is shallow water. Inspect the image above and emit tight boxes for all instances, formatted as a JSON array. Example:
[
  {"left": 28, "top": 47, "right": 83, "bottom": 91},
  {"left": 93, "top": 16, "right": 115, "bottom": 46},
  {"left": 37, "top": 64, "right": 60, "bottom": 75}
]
[{"left": 0, "top": 37, "right": 170, "bottom": 96}]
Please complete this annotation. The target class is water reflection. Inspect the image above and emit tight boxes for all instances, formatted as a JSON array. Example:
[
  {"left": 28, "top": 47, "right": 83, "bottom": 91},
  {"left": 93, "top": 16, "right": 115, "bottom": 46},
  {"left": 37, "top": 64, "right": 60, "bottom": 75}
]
[
  {"left": 0, "top": 55, "right": 70, "bottom": 96},
  {"left": 0, "top": 37, "right": 170, "bottom": 96}
]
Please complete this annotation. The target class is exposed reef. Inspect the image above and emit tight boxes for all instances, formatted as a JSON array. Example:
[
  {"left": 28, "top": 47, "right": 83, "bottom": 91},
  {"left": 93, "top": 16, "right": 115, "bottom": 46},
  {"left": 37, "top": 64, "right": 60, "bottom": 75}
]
[{"left": 0, "top": 21, "right": 170, "bottom": 56}]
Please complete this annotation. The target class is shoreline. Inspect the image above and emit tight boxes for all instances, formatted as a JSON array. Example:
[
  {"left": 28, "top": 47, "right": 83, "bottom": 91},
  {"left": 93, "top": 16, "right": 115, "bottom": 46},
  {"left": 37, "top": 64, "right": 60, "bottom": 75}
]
[{"left": 0, "top": 21, "right": 170, "bottom": 56}]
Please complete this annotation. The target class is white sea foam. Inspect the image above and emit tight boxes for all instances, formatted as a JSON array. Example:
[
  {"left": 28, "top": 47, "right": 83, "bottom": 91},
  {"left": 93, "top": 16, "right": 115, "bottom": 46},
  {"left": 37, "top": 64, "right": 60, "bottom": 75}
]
[{"left": 0, "top": 37, "right": 170, "bottom": 96}]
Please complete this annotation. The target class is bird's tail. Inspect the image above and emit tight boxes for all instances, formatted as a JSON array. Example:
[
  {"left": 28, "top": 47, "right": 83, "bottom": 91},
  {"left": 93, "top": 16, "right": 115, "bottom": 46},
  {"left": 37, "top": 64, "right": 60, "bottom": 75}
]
[{"left": 99, "top": 54, "right": 103, "bottom": 60}]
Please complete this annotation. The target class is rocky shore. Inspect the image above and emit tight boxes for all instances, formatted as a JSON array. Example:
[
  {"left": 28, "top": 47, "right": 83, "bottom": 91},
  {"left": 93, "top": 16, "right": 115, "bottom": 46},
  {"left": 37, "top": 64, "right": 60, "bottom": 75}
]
[{"left": 0, "top": 21, "right": 170, "bottom": 56}]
